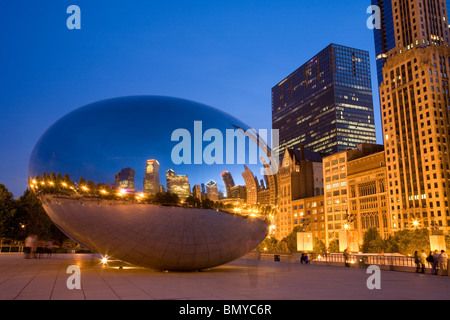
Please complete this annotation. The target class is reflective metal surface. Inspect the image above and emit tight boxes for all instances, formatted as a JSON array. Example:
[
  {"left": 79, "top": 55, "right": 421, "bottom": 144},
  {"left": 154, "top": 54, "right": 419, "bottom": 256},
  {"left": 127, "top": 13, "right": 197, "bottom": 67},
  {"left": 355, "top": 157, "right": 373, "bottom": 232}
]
[{"left": 28, "top": 96, "right": 273, "bottom": 270}]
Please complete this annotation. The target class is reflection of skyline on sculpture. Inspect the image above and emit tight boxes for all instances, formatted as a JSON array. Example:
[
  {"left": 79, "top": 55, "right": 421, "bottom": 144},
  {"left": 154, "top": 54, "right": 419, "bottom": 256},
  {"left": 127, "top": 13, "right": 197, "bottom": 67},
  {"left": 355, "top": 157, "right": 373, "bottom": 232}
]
[
  {"left": 27, "top": 96, "right": 273, "bottom": 270},
  {"left": 28, "top": 96, "right": 277, "bottom": 198}
]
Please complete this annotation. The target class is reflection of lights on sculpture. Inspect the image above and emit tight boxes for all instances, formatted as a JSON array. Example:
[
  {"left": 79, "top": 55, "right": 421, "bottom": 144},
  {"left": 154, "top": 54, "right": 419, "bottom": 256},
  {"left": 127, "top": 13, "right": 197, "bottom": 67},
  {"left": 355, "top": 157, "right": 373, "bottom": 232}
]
[{"left": 28, "top": 96, "right": 272, "bottom": 271}]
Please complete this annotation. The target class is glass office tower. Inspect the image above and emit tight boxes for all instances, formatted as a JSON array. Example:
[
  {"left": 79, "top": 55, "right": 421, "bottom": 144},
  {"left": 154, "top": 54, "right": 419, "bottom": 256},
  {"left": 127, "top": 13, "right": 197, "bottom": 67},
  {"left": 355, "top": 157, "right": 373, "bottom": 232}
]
[
  {"left": 272, "top": 43, "right": 376, "bottom": 158},
  {"left": 371, "top": 0, "right": 396, "bottom": 86}
]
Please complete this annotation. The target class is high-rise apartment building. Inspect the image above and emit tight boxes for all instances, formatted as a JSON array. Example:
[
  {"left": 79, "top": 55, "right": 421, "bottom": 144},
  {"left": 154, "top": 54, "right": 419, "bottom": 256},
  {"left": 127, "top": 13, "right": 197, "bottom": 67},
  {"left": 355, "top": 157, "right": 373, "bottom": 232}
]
[
  {"left": 373, "top": 0, "right": 450, "bottom": 232},
  {"left": 272, "top": 43, "right": 377, "bottom": 158},
  {"left": 166, "top": 169, "right": 191, "bottom": 201},
  {"left": 143, "top": 160, "right": 160, "bottom": 194}
]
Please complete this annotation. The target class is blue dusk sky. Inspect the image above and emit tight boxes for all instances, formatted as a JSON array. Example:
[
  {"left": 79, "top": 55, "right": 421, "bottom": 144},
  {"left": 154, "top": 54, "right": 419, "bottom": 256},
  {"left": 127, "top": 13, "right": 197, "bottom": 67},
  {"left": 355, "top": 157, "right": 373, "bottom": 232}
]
[{"left": 0, "top": 1, "right": 382, "bottom": 197}]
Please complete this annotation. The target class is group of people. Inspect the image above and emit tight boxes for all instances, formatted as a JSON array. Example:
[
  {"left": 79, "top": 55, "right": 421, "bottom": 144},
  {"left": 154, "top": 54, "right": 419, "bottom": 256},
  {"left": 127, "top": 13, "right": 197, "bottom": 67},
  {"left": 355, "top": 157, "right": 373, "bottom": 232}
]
[
  {"left": 414, "top": 249, "right": 448, "bottom": 275},
  {"left": 24, "top": 235, "right": 53, "bottom": 259}
]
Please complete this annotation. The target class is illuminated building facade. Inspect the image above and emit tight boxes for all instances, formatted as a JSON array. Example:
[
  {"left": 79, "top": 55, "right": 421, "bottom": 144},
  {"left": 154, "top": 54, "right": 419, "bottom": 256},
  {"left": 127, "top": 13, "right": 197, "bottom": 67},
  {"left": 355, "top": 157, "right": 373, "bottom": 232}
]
[
  {"left": 229, "top": 185, "right": 247, "bottom": 202},
  {"left": 275, "top": 146, "right": 323, "bottom": 240},
  {"left": 166, "top": 169, "right": 191, "bottom": 201},
  {"left": 374, "top": 0, "right": 450, "bottom": 232},
  {"left": 114, "top": 167, "right": 136, "bottom": 191},
  {"left": 347, "top": 150, "right": 390, "bottom": 241},
  {"left": 272, "top": 43, "right": 376, "bottom": 158},
  {"left": 242, "top": 165, "right": 258, "bottom": 205},
  {"left": 206, "top": 180, "right": 219, "bottom": 201},
  {"left": 193, "top": 184, "right": 202, "bottom": 199},
  {"left": 143, "top": 159, "right": 160, "bottom": 194},
  {"left": 323, "top": 144, "right": 385, "bottom": 246},
  {"left": 291, "top": 195, "right": 326, "bottom": 244}
]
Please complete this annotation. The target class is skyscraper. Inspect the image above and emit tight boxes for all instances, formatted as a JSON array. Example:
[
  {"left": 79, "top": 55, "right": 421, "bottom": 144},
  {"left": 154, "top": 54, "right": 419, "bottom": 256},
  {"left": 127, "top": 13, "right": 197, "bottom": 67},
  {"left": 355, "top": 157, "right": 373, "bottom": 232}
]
[
  {"left": 114, "top": 167, "right": 136, "bottom": 191},
  {"left": 193, "top": 185, "right": 202, "bottom": 200},
  {"left": 242, "top": 165, "right": 259, "bottom": 205},
  {"left": 373, "top": 0, "right": 450, "bottom": 232},
  {"left": 166, "top": 169, "right": 191, "bottom": 201},
  {"left": 206, "top": 180, "right": 219, "bottom": 201},
  {"left": 143, "top": 160, "right": 159, "bottom": 194},
  {"left": 272, "top": 43, "right": 377, "bottom": 158},
  {"left": 220, "top": 171, "right": 235, "bottom": 198},
  {"left": 371, "top": 0, "right": 396, "bottom": 86}
]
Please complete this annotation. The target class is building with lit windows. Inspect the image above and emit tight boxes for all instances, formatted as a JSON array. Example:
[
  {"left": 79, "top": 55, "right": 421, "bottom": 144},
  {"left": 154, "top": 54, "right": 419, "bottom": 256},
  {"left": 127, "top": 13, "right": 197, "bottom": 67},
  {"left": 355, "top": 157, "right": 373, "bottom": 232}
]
[
  {"left": 275, "top": 146, "right": 323, "bottom": 240},
  {"left": 242, "top": 165, "right": 259, "bottom": 205},
  {"left": 114, "top": 167, "right": 136, "bottom": 192},
  {"left": 373, "top": 0, "right": 450, "bottom": 233},
  {"left": 347, "top": 149, "right": 390, "bottom": 241},
  {"left": 143, "top": 159, "right": 160, "bottom": 194},
  {"left": 291, "top": 195, "right": 326, "bottom": 244},
  {"left": 193, "top": 184, "right": 202, "bottom": 200},
  {"left": 206, "top": 180, "right": 219, "bottom": 201},
  {"left": 272, "top": 43, "right": 377, "bottom": 159},
  {"left": 323, "top": 144, "right": 384, "bottom": 247},
  {"left": 166, "top": 169, "right": 191, "bottom": 201}
]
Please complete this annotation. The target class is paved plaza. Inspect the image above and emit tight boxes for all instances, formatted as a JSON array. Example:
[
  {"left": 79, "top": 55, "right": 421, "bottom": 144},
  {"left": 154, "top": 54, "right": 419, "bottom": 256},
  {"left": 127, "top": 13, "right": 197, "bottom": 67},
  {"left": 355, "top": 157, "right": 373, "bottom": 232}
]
[{"left": 0, "top": 253, "right": 448, "bottom": 300}]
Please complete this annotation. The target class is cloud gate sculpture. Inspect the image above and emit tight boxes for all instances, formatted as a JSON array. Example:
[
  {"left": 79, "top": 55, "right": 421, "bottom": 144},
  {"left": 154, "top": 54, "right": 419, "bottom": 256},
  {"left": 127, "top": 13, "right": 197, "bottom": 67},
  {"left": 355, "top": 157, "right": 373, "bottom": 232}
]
[{"left": 28, "top": 96, "right": 277, "bottom": 271}]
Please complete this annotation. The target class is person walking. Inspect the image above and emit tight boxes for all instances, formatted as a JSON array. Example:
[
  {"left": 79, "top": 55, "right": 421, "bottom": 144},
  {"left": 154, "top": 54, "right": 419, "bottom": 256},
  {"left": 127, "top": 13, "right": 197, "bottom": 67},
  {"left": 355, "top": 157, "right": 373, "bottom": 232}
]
[
  {"left": 414, "top": 251, "right": 421, "bottom": 273},
  {"left": 343, "top": 249, "right": 350, "bottom": 268},
  {"left": 432, "top": 250, "right": 441, "bottom": 275},
  {"left": 419, "top": 250, "right": 427, "bottom": 273},
  {"left": 439, "top": 250, "right": 448, "bottom": 276},
  {"left": 301, "top": 253, "right": 310, "bottom": 264}
]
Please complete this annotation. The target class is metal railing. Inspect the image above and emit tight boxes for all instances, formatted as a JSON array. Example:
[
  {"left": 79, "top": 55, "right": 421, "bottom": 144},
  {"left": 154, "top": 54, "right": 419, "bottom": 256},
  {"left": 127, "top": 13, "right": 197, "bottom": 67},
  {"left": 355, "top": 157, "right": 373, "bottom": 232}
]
[
  {"left": 308, "top": 253, "right": 417, "bottom": 267},
  {"left": 252, "top": 251, "right": 423, "bottom": 268}
]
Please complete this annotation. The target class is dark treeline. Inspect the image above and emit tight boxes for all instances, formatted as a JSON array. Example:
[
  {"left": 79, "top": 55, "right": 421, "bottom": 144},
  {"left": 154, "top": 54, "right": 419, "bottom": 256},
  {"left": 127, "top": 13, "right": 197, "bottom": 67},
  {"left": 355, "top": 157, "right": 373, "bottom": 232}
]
[{"left": 0, "top": 184, "right": 68, "bottom": 245}]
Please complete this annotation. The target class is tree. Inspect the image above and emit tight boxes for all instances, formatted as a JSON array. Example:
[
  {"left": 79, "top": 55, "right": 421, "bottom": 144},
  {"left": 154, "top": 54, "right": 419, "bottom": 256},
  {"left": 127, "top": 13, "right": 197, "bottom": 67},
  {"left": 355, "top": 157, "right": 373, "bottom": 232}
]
[
  {"left": 78, "top": 177, "right": 86, "bottom": 187},
  {"left": 15, "top": 189, "right": 67, "bottom": 243},
  {"left": 0, "top": 184, "right": 17, "bottom": 238},
  {"left": 361, "top": 227, "right": 385, "bottom": 253},
  {"left": 283, "top": 226, "right": 305, "bottom": 253},
  {"left": 201, "top": 198, "right": 215, "bottom": 209},
  {"left": 393, "top": 228, "right": 430, "bottom": 255},
  {"left": 313, "top": 238, "right": 327, "bottom": 255},
  {"left": 256, "top": 236, "right": 284, "bottom": 253},
  {"left": 153, "top": 192, "right": 180, "bottom": 205},
  {"left": 328, "top": 239, "right": 340, "bottom": 253},
  {"left": 185, "top": 195, "right": 197, "bottom": 207}
]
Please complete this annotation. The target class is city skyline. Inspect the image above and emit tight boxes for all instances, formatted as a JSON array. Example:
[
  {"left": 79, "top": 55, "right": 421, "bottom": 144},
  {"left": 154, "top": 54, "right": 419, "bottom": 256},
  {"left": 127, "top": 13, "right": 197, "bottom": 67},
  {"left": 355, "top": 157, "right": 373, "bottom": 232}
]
[{"left": 1, "top": 1, "right": 383, "bottom": 198}]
